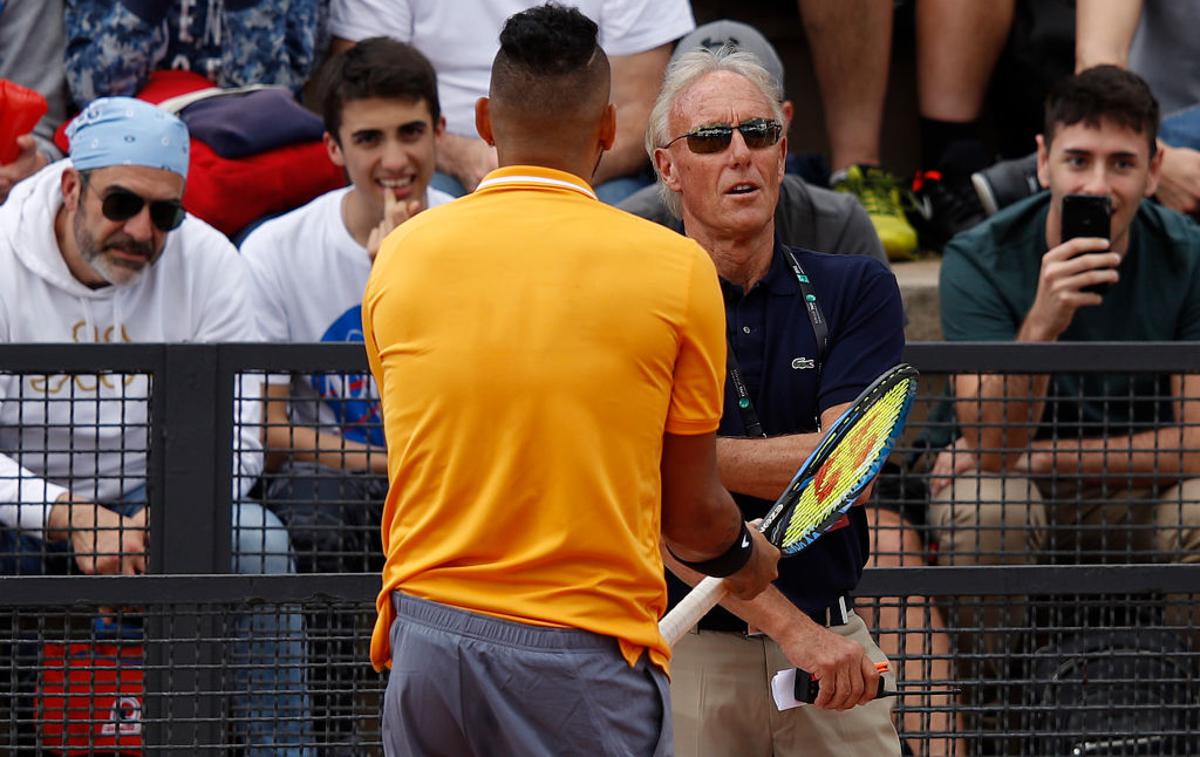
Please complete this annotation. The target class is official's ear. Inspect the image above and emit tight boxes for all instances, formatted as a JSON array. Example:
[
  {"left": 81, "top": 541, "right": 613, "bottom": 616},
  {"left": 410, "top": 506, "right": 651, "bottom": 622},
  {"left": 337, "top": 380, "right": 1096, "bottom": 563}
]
[{"left": 654, "top": 146, "right": 683, "bottom": 193}]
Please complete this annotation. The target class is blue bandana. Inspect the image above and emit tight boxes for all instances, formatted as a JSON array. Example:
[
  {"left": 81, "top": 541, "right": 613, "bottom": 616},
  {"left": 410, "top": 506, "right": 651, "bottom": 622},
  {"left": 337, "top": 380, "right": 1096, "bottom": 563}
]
[{"left": 66, "top": 97, "right": 190, "bottom": 179}]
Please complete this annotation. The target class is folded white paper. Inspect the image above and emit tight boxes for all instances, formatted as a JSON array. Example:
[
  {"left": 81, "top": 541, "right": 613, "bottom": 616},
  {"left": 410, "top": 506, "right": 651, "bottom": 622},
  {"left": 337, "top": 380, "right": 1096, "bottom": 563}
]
[{"left": 770, "top": 668, "right": 805, "bottom": 711}]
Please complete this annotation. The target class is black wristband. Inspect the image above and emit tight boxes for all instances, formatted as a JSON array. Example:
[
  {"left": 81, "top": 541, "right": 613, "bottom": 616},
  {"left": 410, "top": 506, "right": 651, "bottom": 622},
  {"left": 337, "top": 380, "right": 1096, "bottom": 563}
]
[{"left": 670, "top": 521, "right": 755, "bottom": 578}]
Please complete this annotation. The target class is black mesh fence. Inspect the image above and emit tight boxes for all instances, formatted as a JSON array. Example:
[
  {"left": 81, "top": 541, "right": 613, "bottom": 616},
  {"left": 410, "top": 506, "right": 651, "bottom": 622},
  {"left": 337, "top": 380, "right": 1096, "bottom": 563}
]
[
  {"left": 0, "top": 577, "right": 382, "bottom": 754},
  {"left": 0, "top": 342, "right": 1199, "bottom": 754}
]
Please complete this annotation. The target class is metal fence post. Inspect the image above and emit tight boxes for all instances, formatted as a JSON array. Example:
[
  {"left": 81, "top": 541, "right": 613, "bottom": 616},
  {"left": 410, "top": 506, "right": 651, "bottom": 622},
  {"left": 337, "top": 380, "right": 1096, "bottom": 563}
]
[{"left": 145, "top": 344, "right": 227, "bottom": 749}]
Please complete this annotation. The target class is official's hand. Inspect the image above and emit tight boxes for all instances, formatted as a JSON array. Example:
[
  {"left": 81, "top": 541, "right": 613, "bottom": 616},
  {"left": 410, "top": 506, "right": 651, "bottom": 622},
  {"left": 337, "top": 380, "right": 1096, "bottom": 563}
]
[
  {"left": 722, "top": 523, "right": 779, "bottom": 600},
  {"left": 0, "top": 134, "right": 48, "bottom": 204},
  {"left": 780, "top": 624, "right": 880, "bottom": 710},
  {"left": 1024, "top": 236, "right": 1118, "bottom": 340},
  {"left": 367, "top": 190, "right": 422, "bottom": 262}
]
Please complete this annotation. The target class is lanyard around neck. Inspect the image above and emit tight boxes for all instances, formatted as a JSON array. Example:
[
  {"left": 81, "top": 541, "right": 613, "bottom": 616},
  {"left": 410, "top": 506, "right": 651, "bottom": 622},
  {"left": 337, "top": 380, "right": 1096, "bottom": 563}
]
[{"left": 727, "top": 247, "right": 828, "bottom": 437}]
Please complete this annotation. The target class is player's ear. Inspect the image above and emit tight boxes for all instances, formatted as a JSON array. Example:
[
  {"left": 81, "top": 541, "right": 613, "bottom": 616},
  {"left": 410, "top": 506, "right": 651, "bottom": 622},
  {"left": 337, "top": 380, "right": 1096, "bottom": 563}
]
[{"left": 475, "top": 97, "right": 495, "bottom": 146}]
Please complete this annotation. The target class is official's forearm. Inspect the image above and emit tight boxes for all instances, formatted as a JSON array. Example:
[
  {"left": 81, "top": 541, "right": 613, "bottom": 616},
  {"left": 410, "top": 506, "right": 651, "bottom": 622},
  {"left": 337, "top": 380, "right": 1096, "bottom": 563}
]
[
  {"left": 664, "top": 547, "right": 811, "bottom": 640},
  {"left": 716, "top": 434, "right": 822, "bottom": 500}
]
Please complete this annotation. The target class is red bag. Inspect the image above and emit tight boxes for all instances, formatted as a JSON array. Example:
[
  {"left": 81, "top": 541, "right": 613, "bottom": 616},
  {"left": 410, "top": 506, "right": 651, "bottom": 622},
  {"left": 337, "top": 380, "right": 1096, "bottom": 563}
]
[
  {"left": 37, "top": 640, "right": 144, "bottom": 755},
  {"left": 0, "top": 79, "right": 48, "bottom": 164}
]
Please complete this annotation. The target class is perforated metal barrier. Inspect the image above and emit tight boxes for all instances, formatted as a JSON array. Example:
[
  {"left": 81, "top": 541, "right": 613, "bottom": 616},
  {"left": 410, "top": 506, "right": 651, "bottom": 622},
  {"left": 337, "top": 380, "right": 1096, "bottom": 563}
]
[{"left": 0, "top": 343, "right": 1197, "bottom": 754}]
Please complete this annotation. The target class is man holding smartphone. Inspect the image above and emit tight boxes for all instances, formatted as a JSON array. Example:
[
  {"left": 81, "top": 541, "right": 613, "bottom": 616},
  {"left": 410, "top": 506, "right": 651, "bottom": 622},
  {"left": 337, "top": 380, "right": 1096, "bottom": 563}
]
[{"left": 928, "top": 64, "right": 1200, "bottom": 690}]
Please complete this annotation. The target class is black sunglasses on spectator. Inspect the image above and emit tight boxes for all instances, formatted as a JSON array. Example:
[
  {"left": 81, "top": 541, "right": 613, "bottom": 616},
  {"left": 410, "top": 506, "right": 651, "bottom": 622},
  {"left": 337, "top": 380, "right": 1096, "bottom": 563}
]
[
  {"left": 663, "top": 118, "right": 783, "bottom": 154},
  {"left": 86, "top": 183, "right": 186, "bottom": 232}
]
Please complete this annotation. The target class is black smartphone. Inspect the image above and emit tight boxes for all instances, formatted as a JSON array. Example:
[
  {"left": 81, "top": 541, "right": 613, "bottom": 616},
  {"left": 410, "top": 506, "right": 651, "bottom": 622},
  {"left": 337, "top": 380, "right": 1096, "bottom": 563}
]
[{"left": 1060, "top": 194, "right": 1113, "bottom": 295}]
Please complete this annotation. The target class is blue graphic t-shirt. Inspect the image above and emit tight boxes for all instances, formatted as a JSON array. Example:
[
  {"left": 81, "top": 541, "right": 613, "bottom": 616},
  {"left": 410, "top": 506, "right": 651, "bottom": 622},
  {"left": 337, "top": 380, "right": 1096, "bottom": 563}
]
[{"left": 312, "top": 304, "right": 385, "bottom": 446}]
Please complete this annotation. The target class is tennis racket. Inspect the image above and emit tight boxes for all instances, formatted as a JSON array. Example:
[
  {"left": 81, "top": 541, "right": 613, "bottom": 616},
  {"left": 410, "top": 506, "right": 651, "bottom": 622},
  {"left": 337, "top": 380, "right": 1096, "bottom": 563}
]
[{"left": 659, "top": 363, "right": 919, "bottom": 646}]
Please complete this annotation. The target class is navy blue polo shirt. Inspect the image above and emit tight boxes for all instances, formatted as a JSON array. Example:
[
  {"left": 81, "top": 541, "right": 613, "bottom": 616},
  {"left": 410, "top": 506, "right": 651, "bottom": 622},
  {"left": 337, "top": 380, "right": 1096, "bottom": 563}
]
[{"left": 667, "top": 240, "right": 905, "bottom": 630}]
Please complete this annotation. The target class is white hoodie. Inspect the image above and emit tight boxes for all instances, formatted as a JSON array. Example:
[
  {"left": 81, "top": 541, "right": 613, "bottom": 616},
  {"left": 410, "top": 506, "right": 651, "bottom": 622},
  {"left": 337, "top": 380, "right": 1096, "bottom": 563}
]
[{"left": 0, "top": 160, "right": 263, "bottom": 539}]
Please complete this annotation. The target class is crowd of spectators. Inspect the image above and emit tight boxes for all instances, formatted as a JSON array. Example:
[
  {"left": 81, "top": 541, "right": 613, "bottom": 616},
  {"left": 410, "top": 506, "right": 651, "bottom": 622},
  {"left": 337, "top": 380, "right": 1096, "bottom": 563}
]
[{"left": 3, "top": 0, "right": 1200, "bottom": 753}]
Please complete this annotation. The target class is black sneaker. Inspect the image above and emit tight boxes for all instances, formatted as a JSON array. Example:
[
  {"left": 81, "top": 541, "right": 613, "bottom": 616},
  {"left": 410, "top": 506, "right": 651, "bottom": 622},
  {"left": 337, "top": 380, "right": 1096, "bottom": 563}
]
[
  {"left": 971, "top": 153, "right": 1041, "bottom": 215},
  {"left": 909, "top": 169, "right": 987, "bottom": 252}
]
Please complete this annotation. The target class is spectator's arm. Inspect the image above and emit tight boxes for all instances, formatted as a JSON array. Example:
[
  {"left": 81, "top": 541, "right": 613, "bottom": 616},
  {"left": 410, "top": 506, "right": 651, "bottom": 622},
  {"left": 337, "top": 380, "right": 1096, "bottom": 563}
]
[
  {"left": 434, "top": 132, "right": 497, "bottom": 193},
  {"left": 0, "top": 135, "right": 49, "bottom": 205},
  {"left": 1015, "top": 373, "right": 1200, "bottom": 484},
  {"left": 1155, "top": 143, "right": 1200, "bottom": 217},
  {"left": 592, "top": 43, "right": 671, "bottom": 186},
  {"left": 64, "top": 0, "right": 169, "bottom": 103},
  {"left": 944, "top": 233, "right": 1116, "bottom": 470},
  {"left": 330, "top": 37, "right": 355, "bottom": 57},
  {"left": 663, "top": 547, "right": 879, "bottom": 710},
  {"left": 192, "top": 238, "right": 266, "bottom": 496},
  {"left": 222, "top": 0, "right": 320, "bottom": 92},
  {"left": 716, "top": 403, "right": 849, "bottom": 500},
  {"left": 1075, "top": 0, "right": 1144, "bottom": 72},
  {"left": 0, "top": 454, "right": 69, "bottom": 541},
  {"left": 261, "top": 382, "right": 388, "bottom": 474}
]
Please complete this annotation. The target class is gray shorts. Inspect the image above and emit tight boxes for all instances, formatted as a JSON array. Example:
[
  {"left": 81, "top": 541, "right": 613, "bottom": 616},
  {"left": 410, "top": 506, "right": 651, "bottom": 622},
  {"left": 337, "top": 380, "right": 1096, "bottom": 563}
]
[{"left": 383, "top": 592, "right": 672, "bottom": 757}]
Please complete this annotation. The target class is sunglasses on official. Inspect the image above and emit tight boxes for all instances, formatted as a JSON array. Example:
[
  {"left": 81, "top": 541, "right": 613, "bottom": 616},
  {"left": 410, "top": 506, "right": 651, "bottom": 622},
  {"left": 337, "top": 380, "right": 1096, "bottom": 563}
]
[
  {"left": 663, "top": 118, "right": 783, "bottom": 155},
  {"left": 86, "top": 183, "right": 186, "bottom": 232}
]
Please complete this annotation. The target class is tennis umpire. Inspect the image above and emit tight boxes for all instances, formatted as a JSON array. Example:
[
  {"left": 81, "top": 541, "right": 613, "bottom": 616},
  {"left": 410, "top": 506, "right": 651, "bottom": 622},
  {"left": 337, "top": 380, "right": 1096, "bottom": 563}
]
[
  {"left": 650, "top": 47, "right": 906, "bottom": 755},
  {"left": 362, "top": 5, "right": 779, "bottom": 755}
]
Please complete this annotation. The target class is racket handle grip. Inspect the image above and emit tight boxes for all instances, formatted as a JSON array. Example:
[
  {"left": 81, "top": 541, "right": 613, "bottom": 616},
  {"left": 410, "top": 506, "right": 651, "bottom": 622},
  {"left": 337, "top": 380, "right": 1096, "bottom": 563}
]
[{"left": 658, "top": 575, "right": 728, "bottom": 646}]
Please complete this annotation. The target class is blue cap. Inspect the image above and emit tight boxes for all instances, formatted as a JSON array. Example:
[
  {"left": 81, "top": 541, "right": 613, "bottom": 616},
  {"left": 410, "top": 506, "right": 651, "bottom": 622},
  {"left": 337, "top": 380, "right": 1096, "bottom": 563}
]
[{"left": 66, "top": 97, "right": 190, "bottom": 179}]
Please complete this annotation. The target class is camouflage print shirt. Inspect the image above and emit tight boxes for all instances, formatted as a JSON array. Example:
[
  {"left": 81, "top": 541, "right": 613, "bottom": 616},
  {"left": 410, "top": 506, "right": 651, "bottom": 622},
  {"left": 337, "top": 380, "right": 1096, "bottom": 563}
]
[{"left": 65, "top": 0, "right": 325, "bottom": 105}]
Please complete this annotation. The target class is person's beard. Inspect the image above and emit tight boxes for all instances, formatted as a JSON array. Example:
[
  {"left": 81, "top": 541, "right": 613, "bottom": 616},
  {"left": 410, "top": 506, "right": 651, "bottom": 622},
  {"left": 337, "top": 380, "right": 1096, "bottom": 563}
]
[{"left": 74, "top": 207, "right": 157, "bottom": 287}]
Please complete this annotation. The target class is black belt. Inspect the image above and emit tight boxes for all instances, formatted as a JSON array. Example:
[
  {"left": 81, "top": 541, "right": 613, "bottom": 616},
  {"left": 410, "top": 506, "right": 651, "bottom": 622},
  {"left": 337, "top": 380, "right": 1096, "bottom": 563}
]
[{"left": 695, "top": 594, "right": 853, "bottom": 633}]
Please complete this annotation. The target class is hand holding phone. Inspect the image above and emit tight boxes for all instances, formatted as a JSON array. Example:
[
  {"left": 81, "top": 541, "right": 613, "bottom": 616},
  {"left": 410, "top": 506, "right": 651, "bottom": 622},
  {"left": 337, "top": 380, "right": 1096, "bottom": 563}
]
[{"left": 1060, "top": 194, "right": 1113, "bottom": 295}]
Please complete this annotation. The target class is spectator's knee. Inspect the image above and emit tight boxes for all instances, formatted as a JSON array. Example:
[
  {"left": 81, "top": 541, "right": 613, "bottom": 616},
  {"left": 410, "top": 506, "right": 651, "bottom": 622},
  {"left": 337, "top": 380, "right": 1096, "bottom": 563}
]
[{"left": 232, "top": 502, "right": 296, "bottom": 574}]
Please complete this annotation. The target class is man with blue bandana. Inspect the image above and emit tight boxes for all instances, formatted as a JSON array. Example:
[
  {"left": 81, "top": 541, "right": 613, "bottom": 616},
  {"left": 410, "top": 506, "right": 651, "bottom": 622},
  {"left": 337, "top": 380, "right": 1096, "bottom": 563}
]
[{"left": 0, "top": 97, "right": 313, "bottom": 754}]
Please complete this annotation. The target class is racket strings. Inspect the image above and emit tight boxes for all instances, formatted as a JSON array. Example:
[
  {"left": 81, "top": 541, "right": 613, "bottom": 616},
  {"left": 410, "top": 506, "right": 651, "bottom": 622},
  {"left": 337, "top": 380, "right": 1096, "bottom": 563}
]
[{"left": 778, "top": 380, "right": 914, "bottom": 552}]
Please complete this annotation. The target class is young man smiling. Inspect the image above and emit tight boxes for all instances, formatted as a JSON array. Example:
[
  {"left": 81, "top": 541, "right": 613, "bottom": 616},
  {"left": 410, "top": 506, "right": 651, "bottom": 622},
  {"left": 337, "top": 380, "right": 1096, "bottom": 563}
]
[
  {"left": 241, "top": 37, "right": 450, "bottom": 564},
  {"left": 239, "top": 38, "right": 451, "bottom": 745}
]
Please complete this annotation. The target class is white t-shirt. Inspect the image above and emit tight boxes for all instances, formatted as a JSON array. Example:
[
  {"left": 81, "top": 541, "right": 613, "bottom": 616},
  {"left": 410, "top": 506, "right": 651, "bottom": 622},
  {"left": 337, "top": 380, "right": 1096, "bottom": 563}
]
[
  {"left": 329, "top": 0, "right": 695, "bottom": 138},
  {"left": 240, "top": 185, "right": 453, "bottom": 442}
]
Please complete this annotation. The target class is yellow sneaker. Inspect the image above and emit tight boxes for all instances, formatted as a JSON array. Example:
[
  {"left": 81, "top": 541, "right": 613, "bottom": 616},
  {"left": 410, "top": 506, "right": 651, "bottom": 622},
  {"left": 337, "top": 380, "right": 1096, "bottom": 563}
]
[{"left": 832, "top": 165, "right": 918, "bottom": 261}]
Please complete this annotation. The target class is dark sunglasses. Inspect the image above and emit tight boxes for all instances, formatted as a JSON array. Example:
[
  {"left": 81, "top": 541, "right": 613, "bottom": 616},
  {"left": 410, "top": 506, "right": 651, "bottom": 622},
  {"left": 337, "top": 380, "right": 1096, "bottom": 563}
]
[
  {"left": 86, "top": 184, "right": 186, "bottom": 232},
  {"left": 663, "top": 118, "right": 783, "bottom": 154}
]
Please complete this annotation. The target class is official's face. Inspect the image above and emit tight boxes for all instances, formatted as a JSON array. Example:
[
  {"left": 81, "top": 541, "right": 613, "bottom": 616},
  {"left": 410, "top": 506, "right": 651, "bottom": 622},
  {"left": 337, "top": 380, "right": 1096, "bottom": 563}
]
[{"left": 654, "top": 70, "right": 786, "bottom": 239}]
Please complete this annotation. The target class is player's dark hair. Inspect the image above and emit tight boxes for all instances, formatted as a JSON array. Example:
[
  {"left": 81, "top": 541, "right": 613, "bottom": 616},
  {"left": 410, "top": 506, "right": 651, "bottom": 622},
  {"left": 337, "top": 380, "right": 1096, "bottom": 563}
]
[
  {"left": 321, "top": 37, "right": 440, "bottom": 141},
  {"left": 1044, "top": 65, "right": 1159, "bottom": 155},
  {"left": 490, "top": 3, "right": 609, "bottom": 117}
]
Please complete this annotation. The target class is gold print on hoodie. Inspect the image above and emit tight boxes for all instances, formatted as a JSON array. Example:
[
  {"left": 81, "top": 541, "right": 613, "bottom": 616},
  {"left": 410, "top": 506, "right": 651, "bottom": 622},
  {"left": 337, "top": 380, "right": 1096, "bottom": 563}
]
[{"left": 29, "top": 320, "right": 136, "bottom": 395}]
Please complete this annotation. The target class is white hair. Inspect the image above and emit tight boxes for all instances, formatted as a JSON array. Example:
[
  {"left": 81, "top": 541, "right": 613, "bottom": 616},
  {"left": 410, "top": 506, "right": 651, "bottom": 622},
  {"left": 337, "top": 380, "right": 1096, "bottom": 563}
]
[{"left": 645, "top": 47, "right": 785, "bottom": 218}]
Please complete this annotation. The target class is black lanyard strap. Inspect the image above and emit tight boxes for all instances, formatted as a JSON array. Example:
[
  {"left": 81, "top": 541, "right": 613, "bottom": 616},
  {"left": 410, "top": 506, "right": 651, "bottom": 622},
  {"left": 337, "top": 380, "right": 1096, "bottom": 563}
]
[{"left": 728, "top": 247, "right": 829, "bottom": 436}]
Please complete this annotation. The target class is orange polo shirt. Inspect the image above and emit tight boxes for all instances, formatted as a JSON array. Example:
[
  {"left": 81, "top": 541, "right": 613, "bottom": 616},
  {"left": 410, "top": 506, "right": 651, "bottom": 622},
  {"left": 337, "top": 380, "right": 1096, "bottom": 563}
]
[{"left": 362, "top": 166, "right": 726, "bottom": 673}]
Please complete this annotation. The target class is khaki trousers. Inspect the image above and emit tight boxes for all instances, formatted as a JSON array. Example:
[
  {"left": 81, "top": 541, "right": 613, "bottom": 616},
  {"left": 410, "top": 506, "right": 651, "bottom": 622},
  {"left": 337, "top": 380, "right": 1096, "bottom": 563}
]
[
  {"left": 928, "top": 475, "right": 1200, "bottom": 683},
  {"left": 928, "top": 474, "right": 1200, "bottom": 565},
  {"left": 669, "top": 611, "right": 900, "bottom": 757}
]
